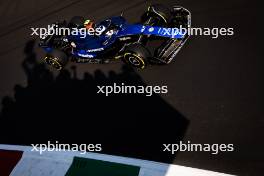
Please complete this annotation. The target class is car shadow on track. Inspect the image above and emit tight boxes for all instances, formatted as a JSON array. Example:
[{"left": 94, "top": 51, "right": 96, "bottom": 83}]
[{"left": 0, "top": 40, "right": 189, "bottom": 163}]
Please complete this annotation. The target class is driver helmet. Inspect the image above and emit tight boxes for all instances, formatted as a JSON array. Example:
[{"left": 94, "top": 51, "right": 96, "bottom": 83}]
[{"left": 84, "top": 19, "right": 95, "bottom": 29}]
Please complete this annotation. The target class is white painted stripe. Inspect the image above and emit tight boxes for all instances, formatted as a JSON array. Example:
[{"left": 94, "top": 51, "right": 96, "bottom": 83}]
[{"left": 0, "top": 144, "right": 233, "bottom": 176}]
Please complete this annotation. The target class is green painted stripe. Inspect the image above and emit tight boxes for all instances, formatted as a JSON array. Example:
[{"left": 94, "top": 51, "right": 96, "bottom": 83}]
[{"left": 65, "top": 157, "right": 140, "bottom": 176}]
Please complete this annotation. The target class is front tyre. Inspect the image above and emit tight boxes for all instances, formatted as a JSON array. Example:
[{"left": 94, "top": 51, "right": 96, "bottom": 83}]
[
  {"left": 44, "top": 49, "right": 68, "bottom": 70},
  {"left": 122, "top": 44, "right": 150, "bottom": 69}
]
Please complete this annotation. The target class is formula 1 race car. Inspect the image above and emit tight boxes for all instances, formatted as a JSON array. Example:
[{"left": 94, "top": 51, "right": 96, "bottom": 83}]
[{"left": 39, "top": 4, "right": 191, "bottom": 70}]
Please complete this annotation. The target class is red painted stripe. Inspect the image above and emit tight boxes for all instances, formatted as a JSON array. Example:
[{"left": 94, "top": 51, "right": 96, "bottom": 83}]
[{"left": 0, "top": 149, "right": 23, "bottom": 176}]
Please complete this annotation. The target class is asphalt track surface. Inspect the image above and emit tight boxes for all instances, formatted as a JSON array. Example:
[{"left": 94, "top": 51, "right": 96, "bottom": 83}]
[{"left": 0, "top": 0, "right": 262, "bottom": 175}]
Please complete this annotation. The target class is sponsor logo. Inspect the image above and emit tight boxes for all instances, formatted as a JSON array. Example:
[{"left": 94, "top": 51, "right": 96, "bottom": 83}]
[
  {"left": 148, "top": 27, "right": 154, "bottom": 32},
  {"left": 78, "top": 53, "right": 94, "bottom": 58},
  {"left": 119, "top": 36, "right": 131, "bottom": 41},
  {"left": 87, "top": 48, "right": 104, "bottom": 52},
  {"left": 141, "top": 26, "right": 146, "bottom": 32}
]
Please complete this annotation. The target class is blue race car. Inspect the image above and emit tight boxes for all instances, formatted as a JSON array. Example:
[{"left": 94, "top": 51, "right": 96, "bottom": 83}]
[{"left": 39, "top": 4, "right": 191, "bottom": 70}]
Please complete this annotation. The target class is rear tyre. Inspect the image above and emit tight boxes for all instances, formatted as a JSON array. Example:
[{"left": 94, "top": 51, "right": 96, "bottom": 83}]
[
  {"left": 44, "top": 49, "right": 68, "bottom": 70},
  {"left": 123, "top": 44, "right": 150, "bottom": 69}
]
